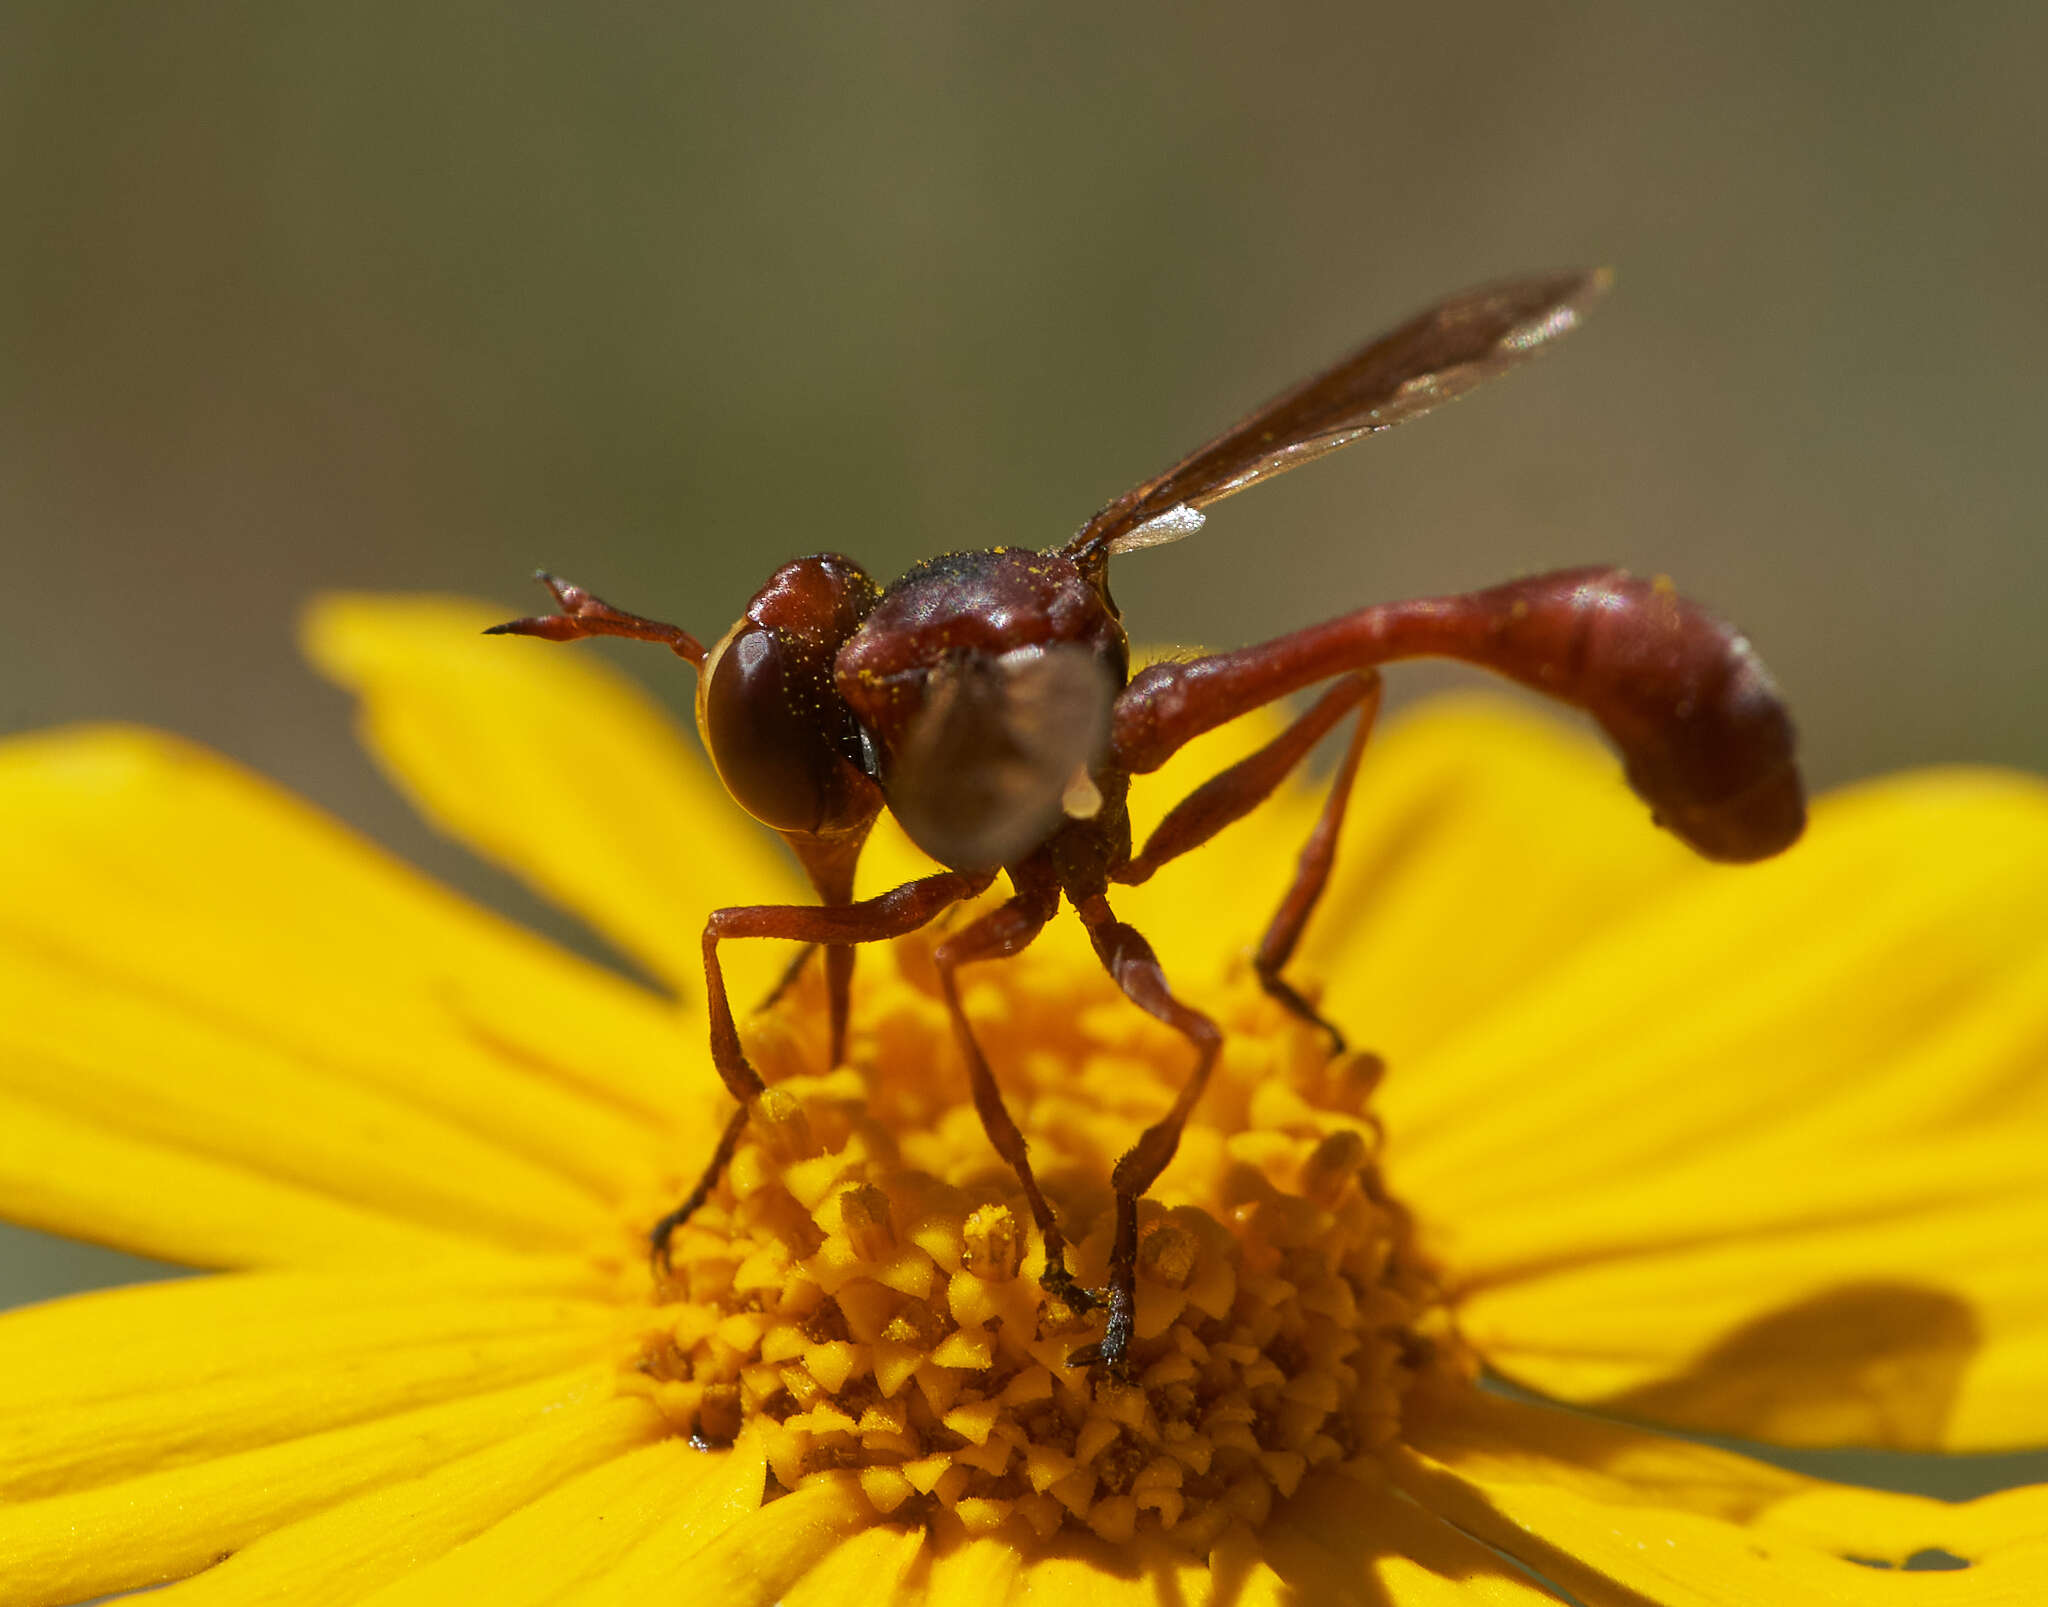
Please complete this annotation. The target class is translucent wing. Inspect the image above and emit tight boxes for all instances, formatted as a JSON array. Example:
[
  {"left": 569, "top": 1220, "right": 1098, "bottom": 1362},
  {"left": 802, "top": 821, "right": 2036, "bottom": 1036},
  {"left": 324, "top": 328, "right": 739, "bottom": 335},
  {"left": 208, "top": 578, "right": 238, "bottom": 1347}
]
[
  {"left": 1066, "top": 268, "right": 1610, "bottom": 561},
  {"left": 886, "top": 644, "right": 1117, "bottom": 872}
]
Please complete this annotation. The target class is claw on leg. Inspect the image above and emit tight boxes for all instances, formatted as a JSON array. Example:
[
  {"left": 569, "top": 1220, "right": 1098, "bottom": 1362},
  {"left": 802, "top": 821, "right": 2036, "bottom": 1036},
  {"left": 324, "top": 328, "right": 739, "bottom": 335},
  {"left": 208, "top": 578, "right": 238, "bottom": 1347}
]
[
  {"left": 1037, "top": 1259, "right": 1102, "bottom": 1315},
  {"left": 1256, "top": 969, "right": 1347, "bottom": 1054},
  {"left": 1060, "top": 1192, "right": 1136, "bottom": 1373},
  {"left": 1070, "top": 895, "right": 1223, "bottom": 1379}
]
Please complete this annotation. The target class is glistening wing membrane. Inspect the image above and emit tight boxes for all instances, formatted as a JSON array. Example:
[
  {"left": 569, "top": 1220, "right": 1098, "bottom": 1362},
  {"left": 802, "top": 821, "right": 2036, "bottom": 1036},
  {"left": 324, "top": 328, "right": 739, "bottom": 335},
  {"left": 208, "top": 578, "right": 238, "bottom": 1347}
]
[{"left": 1067, "top": 268, "right": 1609, "bottom": 560}]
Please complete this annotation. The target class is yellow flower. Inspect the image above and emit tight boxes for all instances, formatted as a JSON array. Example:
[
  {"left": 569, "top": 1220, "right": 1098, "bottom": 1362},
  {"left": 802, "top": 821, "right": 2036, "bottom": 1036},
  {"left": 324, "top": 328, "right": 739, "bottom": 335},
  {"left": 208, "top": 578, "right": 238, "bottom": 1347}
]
[{"left": 2, "top": 593, "right": 2045, "bottom": 1605}]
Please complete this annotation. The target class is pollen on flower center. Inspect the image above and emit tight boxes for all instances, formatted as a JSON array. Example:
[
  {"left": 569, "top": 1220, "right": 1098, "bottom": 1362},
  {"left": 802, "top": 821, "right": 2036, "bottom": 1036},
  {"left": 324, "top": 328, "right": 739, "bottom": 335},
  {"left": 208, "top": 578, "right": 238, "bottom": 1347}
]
[{"left": 619, "top": 928, "right": 1460, "bottom": 1550}]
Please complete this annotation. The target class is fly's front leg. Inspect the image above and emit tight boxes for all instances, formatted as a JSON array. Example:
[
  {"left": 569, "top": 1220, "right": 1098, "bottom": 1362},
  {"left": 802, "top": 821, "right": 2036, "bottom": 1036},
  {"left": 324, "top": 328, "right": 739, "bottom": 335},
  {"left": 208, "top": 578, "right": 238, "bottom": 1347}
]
[
  {"left": 651, "top": 867, "right": 994, "bottom": 1270},
  {"left": 1072, "top": 895, "right": 1222, "bottom": 1378},
  {"left": 1113, "top": 670, "right": 1382, "bottom": 1047}
]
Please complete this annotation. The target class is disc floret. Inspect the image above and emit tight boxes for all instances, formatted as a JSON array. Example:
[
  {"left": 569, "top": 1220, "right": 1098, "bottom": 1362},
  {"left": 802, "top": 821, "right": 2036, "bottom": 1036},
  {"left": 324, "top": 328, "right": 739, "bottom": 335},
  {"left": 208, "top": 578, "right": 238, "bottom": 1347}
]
[{"left": 621, "top": 941, "right": 1460, "bottom": 1548}]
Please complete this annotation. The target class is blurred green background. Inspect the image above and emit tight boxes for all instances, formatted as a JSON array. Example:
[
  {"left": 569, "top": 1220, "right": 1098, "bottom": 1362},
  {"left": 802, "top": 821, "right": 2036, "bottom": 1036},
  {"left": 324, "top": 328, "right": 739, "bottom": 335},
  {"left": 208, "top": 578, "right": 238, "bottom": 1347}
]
[{"left": 2, "top": 3, "right": 2043, "bottom": 1504}]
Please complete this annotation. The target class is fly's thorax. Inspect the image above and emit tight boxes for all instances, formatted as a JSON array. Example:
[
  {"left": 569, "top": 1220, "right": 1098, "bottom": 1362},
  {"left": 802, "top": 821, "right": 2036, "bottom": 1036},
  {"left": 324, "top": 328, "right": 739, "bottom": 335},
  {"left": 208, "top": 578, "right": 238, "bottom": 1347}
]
[
  {"left": 831, "top": 548, "right": 1129, "bottom": 872},
  {"left": 833, "top": 547, "right": 1128, "bottom": 761}
]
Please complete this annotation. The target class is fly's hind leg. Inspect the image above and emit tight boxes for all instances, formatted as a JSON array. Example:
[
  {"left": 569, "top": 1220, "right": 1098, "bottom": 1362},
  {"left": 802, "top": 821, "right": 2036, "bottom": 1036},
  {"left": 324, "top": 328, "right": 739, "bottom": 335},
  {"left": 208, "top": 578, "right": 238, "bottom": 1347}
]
[
  {"left": 1249, "top": 673, "right": 1380, "bottom": 1048},
  {"left": 1114, "top": 671, "right": 1381, "bottom": 1048}
]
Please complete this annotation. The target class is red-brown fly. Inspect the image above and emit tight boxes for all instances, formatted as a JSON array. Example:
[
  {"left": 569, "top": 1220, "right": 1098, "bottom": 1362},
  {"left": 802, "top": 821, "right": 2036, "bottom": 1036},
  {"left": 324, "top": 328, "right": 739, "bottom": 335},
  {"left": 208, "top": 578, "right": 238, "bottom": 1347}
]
[{"left": 489, "top": 270, "right": 1805, "bottom": 1374}]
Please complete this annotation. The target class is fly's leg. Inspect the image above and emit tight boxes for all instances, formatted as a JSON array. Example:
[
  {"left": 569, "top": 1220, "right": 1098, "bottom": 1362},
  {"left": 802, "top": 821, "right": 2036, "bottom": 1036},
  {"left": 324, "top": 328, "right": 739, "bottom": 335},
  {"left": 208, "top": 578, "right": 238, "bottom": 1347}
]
[
  {"left": 484, "top": 573, "right": 706, "bottom": 661},
  {"left": 1070, "top": 895, "right": 1222, "bottom": 1377},
  {"left": 749, "top": 940, "right": 861, "bottom": 1069},
  {"left": 930, "top": 885, "right": 1101, "bottom": 1313},
  {"left": 651, "top": 867, "right": 994, "bottom": 1271},
  {"left": 1114, "top": 671, "right": 1381, "bottom": 1048},
  {"left": 646, "top": 1106, "right": 751, "bottom": 1266}
]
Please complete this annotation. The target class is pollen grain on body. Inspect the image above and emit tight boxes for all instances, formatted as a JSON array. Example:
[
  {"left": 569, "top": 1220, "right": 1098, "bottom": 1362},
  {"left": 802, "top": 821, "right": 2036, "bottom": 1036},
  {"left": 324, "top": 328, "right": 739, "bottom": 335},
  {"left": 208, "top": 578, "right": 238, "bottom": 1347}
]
[{"left": 617, "top": 932, "right": 1459, "bottom": 1550}]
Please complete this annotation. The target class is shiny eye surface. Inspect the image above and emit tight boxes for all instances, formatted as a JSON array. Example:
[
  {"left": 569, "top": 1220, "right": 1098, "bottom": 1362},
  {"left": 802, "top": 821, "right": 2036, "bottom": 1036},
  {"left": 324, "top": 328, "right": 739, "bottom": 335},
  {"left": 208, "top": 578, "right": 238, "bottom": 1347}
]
[
  {"left": 697, "top": 621, "right": 834, "bottom": 832},
  {"left": 695, "top": 555, "right": 882, "bottom": 836}
]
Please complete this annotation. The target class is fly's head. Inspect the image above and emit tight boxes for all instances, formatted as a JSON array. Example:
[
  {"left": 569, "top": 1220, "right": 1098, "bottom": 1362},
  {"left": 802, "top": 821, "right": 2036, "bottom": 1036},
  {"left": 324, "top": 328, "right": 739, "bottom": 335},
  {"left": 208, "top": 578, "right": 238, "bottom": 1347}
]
[{"left": 695, "top": 554, "right": 887, "bottom": 845}]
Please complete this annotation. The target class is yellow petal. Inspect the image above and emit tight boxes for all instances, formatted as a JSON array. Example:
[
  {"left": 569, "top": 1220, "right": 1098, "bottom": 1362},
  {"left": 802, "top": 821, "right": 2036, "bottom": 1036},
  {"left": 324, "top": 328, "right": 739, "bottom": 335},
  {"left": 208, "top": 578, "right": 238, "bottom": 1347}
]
[
  {"left": 780, "top": 1525, "right": 927, "bottom": 1607},
  {"left": 0, "top": 1084, "right": 517, "bottom": 1270},
  {"left": 1763, "top": 1481, "right": 2048, "bottom": 1569},
  {"left": 1012, "top": 1536, "right": 1209, "bottom": 1607},
  {"left": 0, "top": 1367, "right": 615, "bottom": 1607},
  {"left": 0, "top": 942, "right": 615, "bottom": 1254},
  {"left": 150, "top": 1396, "right": 665, "bottom": 1606},
  {"left": 545, "top": 1431, "right": 767, "bottom": 1605},
  {"left": 1391, "top": 1423, "right": 2048, "bottom": 1605},
  {"left": 1388, "top": 770, "right": 2048, "bottom": 1449},
  {"left": 304, "top": 593, "right": 802, "bottom": 1003},
  {"left": 0, "top": 725, "right": 696, "bottom": 1232},
  {"left": 0, "top": 1271, "right": 621, "bottom": 1498},
  {"left": 348, "top": 1436, "right": 744, "bottom": 1606},
  {"left": 1011, "top": 1550, "right": 1133, "bottom": 1607},
  {"left": 1406, "top": 1384, "right": 1811, "bottom": 1521},
  {"left": 556, "top": 1465, "right": 857, "bottom": 1606},
  {"left": 923, "top": 1531, "right": 1025, "bottom": 1605},
  {"left": 1458, "top": 1182, "right": 2048, "bottom": 1451},
  {"left": 1306, "top": 695, "right": 1703, "bottom": 1074},
  {"left": 1391, "top": 768, "right": 2048, "bottom": 1205},
  {"left": 1212, "top": 1468, "right": 1568, "bottom": 1605},
  {"left": 0, "top": 1266, "right": 601, "bottom": 1404},
  {"left": 1407, "top": 1382, "right": 2048, "bottom": 1569}
]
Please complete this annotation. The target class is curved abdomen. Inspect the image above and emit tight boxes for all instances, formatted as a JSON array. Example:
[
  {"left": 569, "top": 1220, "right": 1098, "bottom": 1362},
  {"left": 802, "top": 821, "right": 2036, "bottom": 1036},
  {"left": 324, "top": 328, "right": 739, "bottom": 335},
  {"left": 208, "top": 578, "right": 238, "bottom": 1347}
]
[{"left": 1114, "top": 566, "right": 1804, "bottom": 863}]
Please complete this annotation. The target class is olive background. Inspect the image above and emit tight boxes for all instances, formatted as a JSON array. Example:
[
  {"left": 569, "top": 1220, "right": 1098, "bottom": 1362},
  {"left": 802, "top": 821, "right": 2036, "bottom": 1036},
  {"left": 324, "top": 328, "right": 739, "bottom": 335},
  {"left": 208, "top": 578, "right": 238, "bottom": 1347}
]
[{"left": 3, "top": 6, "right": 2044, "bottom": 1509}]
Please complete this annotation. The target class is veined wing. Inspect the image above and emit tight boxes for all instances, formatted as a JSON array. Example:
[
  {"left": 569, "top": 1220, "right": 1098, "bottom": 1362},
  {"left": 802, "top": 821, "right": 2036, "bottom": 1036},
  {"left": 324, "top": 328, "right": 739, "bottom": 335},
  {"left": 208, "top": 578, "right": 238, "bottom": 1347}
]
[{"left": 1067, "top": 268, "right": 1609, "bottom": 560}]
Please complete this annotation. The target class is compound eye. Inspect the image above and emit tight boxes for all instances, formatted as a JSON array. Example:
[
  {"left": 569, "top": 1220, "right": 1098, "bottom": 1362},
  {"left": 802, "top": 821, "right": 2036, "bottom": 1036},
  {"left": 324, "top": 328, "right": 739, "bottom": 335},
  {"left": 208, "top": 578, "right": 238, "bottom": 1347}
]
[
  {"left": 696, "top": 621, "right": 838, "bottom": 834},
  {"left": 694, "top": 555, "right": 883, "bottom": 837}
]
